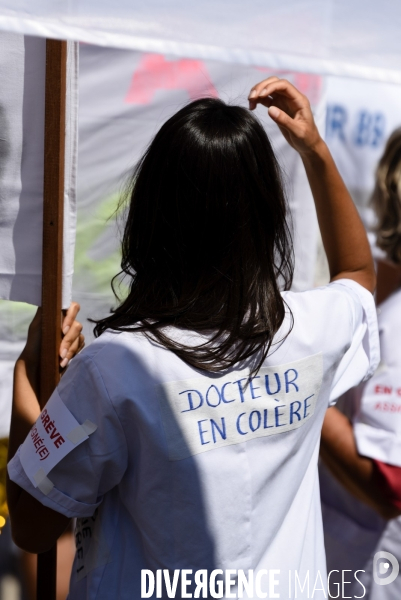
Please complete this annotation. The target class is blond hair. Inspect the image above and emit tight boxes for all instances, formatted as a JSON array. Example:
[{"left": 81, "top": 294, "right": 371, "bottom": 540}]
[{"left": 372, "top": 127, "right": 401, "bottom": 264}]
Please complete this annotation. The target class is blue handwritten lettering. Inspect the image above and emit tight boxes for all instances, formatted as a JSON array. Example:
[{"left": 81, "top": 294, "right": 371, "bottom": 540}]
[
  {"left": 284, "top": 369, "right": 299, "bottom": 393},
  {"left": 303, "top": 395, "right": 314, "bottom": 418},
  {"left": 249, "top": 376, "right": 261, "bottom": 400},
  {"left": 197, "top": 420, "right": 209, "bottom": 445},
  {"left": 263, "top": 408, "right": 273, "bottom": 429},
  {"left": 221, "top": 382, "right": 235, "bottom": 404},
  {"left": 180, "top": 389, "right": 203, "bottom": 412},
  {"left": 236, "top": 412, "right": 248, "bottom": 435},
  {"left": 234, "top": 379, "right": 248, "bottom": 403},
  {"left": 265, "top": 373, "right": 281, "bottom": 395},
  {"left": 289, "top": 401, "right": 302, "bottom": 424},
  {"left": 249, "top": 410, "right": 261, "bottom": 432},
  {"left": 275, "top": 405, "right": 286, "bottom": 427},
  {"left": 211, "top": 418, "right": 226, "bottom": 443},
  {"left": 206, "top": 385, "right": 221, "bottom": 408}
]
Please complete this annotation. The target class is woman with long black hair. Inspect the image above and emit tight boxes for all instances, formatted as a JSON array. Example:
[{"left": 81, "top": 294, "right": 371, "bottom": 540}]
[{"left": 7, "top": 77, "right": 377, "bottom": 599}]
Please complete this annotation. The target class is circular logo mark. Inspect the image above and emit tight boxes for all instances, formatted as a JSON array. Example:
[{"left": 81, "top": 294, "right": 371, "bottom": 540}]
[{"left": 373, "top": 551, "right": 399, "bottom": 586}]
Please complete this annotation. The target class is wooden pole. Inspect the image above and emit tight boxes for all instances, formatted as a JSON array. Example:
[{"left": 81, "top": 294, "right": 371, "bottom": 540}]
[{"left": 37, "top": 38, "right": 67, "bottom": 600}]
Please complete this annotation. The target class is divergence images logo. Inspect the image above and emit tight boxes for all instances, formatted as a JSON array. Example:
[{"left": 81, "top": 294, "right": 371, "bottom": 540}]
[{"left": 373, "top": 551, "right": 399, "bottom": 586}]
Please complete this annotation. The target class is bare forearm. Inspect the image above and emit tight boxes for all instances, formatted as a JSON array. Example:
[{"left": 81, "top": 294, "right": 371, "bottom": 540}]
[
  {"left": 320, "top": 407, "right": 400, "bottom": 519},
  {"left": 7, "top": 355, "right": 42, "bottom": 515},
  {"left": 301, "top": 141, "right": 376, "bottom": 292},
  {"left": 6, "top": 304, "right": 84, "bottom": 552},
  {"left": 8, "top": 357, "right": 41, "bottom": 460},
  {"left": 8, "top": 302, "right": 84, "bottom": 461},
  {"left": 7, "top": 356, "right": 70, "bottom": 553}
]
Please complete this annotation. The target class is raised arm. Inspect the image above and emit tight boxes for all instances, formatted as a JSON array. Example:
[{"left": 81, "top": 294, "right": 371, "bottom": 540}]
[{"left": 249, "top": 77, "right": 376, "bottom": 293}]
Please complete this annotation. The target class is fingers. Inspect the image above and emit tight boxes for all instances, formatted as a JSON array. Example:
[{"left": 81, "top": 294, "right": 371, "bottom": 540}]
[
  {"left": 267, "top": 105, "right": 295, "bottom": 129},
  {"left": 61, "top": 301, "right": 81, "bottom": 336},
  {"left": 59, "top": 302, "right": 84, "bottom": 367},
  {"left": 248, "top": 76, "right": 321, "bottom": 153},
  {"left": 248, "top": 77, "right": 308, "bottom": 112},
  {"left": 249, "top": 76, "right": 280, "bottom": 96},
  {"left": 249, "top": 76, "right": 280, "bottom": 109},
  {"left": 60, "top": 319, "right": 83, "bottom": 359},
  {"left": 60, "top": 328, "right": 85, "bottom": 369}
]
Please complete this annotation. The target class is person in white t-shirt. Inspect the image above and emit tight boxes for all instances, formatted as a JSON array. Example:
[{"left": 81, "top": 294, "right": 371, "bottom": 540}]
[
  {"left": 320, "top": 129, "right": 401, "bottom": 599},
  {"left": 7, "top": 78, "right": 378, "bottom": 600}
]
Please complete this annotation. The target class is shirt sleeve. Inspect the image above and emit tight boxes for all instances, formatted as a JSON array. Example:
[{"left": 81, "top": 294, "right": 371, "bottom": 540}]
[
  {"left": 7, "top": 350, "right": 128, "bottom": 518},
  {"left": 328, "top": 279, "right": 380, "bottom": 406}
]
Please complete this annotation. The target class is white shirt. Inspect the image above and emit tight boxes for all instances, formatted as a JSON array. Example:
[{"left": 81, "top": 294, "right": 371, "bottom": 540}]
[
  {"left": 321, "top": 287, "right": 401, "bottom": 600},
  {"left": 8, "top": 279, "right": 378, "bottom": 600}
]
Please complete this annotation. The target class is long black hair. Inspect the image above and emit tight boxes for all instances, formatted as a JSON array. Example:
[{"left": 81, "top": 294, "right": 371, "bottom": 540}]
[{"left": 93, "top": 98, "right": 294, "bottom": 374}]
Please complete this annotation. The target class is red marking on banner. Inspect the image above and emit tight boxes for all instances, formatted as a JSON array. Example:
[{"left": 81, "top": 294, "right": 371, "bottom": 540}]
[{"left": 125, "top": 54, "right": 218, "bottom": 104}]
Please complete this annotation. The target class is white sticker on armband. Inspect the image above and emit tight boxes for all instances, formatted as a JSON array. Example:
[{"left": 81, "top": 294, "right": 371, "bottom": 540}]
[
  {"left": 159, "top": 353, "right": 323, "bottom": 461},
  {"left": 67, "top": 420, "right": 98, "bottom": 444},
  {"left": 19, "top": 391, "right": 97, "bottom": 490},
  {"left": 33, "top": 468, "right": 54, "bottom": 496}
]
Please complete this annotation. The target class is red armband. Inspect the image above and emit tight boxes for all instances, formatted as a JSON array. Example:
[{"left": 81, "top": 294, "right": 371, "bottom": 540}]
[{"left": 373, "top": 460, "right": 401, "bottom": 510}]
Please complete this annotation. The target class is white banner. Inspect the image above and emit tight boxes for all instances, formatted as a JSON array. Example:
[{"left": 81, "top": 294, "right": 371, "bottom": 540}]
[
  {"left": 0, "top": 2, "right": 400, "bottom": 83},
  {"left": 325, "top": 76, "right": 401, "bottom": 226},
  {"left": 0, "top": 33, "right": 78, "bottom": 308}
]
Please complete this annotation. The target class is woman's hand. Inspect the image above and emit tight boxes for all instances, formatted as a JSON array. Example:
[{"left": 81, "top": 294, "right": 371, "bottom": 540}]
[
  {"left": 248, "top": 76, "right": 322, "bottom": 155},
  {"left": 249, "top": 77, "right": 375, "bottom": 292},
  {"left": 20, "top": 302, "right": 85, "bottom": 370},
  {"left": 60, "top": 302, "right": 85, "bottom": 369}
]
